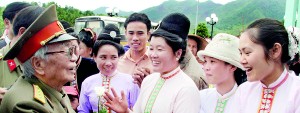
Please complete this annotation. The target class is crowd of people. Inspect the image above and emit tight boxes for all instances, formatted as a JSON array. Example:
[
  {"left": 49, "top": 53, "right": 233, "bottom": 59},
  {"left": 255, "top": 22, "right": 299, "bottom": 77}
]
[{"left": 0, "top": 2, "right": 299, "bottom": 113}]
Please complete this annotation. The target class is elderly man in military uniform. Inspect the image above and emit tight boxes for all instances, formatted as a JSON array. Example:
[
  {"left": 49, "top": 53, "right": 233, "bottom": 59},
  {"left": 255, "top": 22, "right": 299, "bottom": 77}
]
[{"left": 0, "top": 5, "right": 76, "bottom": 113}]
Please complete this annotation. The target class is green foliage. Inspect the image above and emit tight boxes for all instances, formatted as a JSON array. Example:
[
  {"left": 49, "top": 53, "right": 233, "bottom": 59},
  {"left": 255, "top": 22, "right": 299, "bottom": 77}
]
[
  {"left": 40, "top": 2, "right": 94, "bottom": 26},
  {"left": 0, "top": 0, "right": 287, "bottom": 36},
  {"left": 0, "top": 6, "right": 4, "bottom": 36},
  {"left": 193, "top": 23, "right": 209, "bottom": 38},
  {"left": 0, "top": 1, "right": 95, "bottom": 33},
  {"left": 142, "top": 0, "right": 286, "bottom": 36}
]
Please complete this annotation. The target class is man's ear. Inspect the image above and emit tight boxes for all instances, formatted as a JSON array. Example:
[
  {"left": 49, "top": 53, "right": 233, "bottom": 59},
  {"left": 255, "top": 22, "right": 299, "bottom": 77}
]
[
  {"left": 269, "top": 43, "right": 282, "bottom": 61},
  {"left": 31, "top": 57, "right": 46, "bottom": 76},
  {"left": 147, "top": 31, "right": 151, "bottom": 40},
  {"left": 4, "top": 18, "right": 10, "bottom": 29},
  {"left": 18, "top": 27, "right": 26, "bottom": 36}
]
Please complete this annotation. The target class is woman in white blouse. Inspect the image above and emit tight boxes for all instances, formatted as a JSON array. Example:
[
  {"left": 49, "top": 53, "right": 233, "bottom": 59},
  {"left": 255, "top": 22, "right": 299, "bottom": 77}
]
[
  {"left": 197, "top": 33, "right": 246, "bottom": 113},
  {"left": 236, "top": 18, "right": 300, "bottom": 113}
]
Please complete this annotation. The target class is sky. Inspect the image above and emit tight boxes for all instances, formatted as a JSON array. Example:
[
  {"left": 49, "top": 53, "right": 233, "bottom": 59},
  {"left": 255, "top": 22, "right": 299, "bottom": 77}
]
[{"left": 0, "top": 0, "right": 235, "bottom": 12}]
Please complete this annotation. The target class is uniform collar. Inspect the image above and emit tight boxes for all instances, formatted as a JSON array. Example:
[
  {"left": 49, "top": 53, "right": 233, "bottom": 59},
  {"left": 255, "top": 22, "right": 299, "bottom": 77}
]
[
  {"left": 28, "top": 77, "right": 66, "bottom": 103},
  {"left": 3, "top": 46, "right": 21, "bottom": 66}
]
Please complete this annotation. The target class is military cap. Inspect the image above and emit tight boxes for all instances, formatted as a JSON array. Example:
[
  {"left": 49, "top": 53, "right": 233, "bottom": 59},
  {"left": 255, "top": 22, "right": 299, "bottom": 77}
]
[{"left": 3, "top": 4, "right": 76, "bottom": 63}]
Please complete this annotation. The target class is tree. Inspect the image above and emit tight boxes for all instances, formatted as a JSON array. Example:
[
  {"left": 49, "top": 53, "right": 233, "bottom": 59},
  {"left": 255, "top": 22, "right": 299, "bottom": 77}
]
[
  {"left": 0, "top": 7, "right": 4, "bottom": 36},
  {"left": 193, "top": 22, "right": 209, "bottom": 38}
]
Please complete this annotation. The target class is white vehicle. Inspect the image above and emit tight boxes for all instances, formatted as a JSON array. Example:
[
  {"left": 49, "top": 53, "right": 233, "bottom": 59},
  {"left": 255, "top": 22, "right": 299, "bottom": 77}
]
[{"left": 74, "top": 15, "right": 158, "bottom": 44}]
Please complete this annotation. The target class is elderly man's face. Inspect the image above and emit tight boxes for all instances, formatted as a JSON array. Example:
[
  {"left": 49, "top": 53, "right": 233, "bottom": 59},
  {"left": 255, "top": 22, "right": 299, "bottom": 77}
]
[{"left": 43, "top": 40, "right": 78, "bottom": 84}]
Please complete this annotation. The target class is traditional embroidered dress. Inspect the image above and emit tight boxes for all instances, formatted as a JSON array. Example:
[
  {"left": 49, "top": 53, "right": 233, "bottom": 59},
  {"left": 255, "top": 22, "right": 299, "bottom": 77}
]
[
  {"left": 77, "top": 71, "right": 139, "bottom": 113},
  {"left": 199, "top": 83, "right": 238, "bottom": 113},
  {"left": 132, "top": 66, "right": 200, "bottom": 113},
  {"left": 234, "top": 69, "right": 300, "bottom": 113}
]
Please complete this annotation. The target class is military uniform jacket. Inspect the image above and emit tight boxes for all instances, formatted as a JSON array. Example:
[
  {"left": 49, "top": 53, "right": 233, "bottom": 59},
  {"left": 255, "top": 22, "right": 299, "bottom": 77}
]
[
  {"left": 0, "top": 46, "right": 23, "bottom": 88},
  {"left": 0, "top": 76, "right": 75, "bottom": 113}
]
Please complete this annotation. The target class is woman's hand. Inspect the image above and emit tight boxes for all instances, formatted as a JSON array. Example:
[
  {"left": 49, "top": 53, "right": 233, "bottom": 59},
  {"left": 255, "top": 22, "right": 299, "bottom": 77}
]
[{"left": 103, "top": 88, "right": 130, "bottom": 113}]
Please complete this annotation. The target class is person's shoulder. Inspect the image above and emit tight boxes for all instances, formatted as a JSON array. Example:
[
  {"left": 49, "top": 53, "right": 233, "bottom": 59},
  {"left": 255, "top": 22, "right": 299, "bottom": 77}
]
[
  {"left": 1, "top": 79, "right": 49, "bottom": 112},
  {"left": 83, "top": 73, "right": 100, "bottom": 83},
  {"left": 199, "top": 88, "right": 215, "bottom": 95},
  {"left": 287, "top": 71, "right": 300, "bottom": 87},
  {"left": 180, "top": 71, "right": 199, "bottom": 84},
  {"left": 116, "top": 72, "right": 133, "bottom": 80},
  {"left": 1, "top": 77, "right": 45, "bottom": 108},
  {"left": 81, "top": 57, "right": 96, "bottom": 65},
  {"left": 142, "top": 72, "right": 160, "bottom": 84},
  {"left": 236, "top": 81, "right": 260, "bottom": 94},
  {"left": 199, "top": 88, "right": 216, "bottom": 103}
]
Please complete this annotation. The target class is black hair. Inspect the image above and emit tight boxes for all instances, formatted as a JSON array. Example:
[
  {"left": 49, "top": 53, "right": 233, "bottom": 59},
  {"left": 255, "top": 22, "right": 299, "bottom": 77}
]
[
  {"left": 92, "top": 40, "right": 125, "bottom": 57},
  {"left": 150, "top": 34, "right": 186, "bottom": 63},
  {"left": 13, "top": 6, "right": 44, "bottom": 36},
  {"left": 97, "top": 24, "right": 121, "bottom": 44},
  {"left": 69, "top": 32, "right": 80, "bottom": 44},
  {"left": 124, "top": 13, "right": 151, "bottom": 31},
  {"left": 60, "top": 20, "right": 74, "bottom": 33},
  {"left": 234, "top": 68, "right": 247, "bottom": 86},
  {"left": 245, "top": 18, "right": 290, "bottom": 63},
  {"left": 78, "top": 29, "right": 96, "bottom": 48},
  {"left": 2, "top": 2, "right": 31, "bottom": 21},
  {"left": 224, "top": 62, "right": 247, "bottom": 86}
]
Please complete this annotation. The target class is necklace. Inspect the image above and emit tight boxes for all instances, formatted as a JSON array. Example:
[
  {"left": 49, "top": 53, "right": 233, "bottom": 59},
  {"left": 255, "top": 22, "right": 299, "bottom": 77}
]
[
  {"left": 214, "top": 84, "right": 237, "bottom": 113},
  {"left": 100, "top": 72, "right": 116, "bottom": 113},
  {"left": 257, "top": 72, "right": 289, "bottom": 113},
  {"left": 144, "top": 69, "right": 180, "bottom": 113}
]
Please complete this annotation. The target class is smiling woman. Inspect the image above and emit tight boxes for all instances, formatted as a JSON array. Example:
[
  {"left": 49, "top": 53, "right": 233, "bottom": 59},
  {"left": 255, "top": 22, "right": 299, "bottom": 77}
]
[
  {"left": 103, "top": 13, "right": 200, "bottom": 113},
  {"left": 77, "top": 40, "right": 139, "bottom": 113},
  {"left": 235, "top": 18, "right": 300, "bottom": 113}
]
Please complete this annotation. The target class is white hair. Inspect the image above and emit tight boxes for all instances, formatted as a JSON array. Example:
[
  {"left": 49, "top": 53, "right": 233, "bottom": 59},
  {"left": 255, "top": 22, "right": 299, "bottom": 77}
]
[
  {"left": 22, "top": 46, "right": 48, "bottom": 79},
  {"left": 22, "top": 41, "right": 70, "bottom": 78}
]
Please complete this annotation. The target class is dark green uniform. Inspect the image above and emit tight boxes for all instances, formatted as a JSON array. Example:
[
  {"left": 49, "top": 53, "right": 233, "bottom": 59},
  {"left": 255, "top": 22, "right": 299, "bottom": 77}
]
[
  {"left": 0, "top": 46, "right": 23, "bottom": 88},
  {"left": 0, "top": 76, "right": 75, "bottom": 113}
]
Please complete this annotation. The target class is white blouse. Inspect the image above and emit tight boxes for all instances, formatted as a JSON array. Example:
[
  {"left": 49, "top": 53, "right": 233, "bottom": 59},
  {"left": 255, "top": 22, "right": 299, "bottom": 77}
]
[
  {"left": 234, "top": 69, "right": 300, "bottom": 113},
  {"left": 199, "top": 83, "right": 238, "bottom": 113},
  {"left": 132, "top": 66, "right": 200, "bottom": 113}
]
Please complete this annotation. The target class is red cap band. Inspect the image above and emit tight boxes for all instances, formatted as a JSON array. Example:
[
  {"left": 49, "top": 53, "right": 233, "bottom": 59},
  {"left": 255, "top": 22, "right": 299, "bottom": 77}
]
[{"left": 17, "top": 21, "right": 65, "bottom": 63}]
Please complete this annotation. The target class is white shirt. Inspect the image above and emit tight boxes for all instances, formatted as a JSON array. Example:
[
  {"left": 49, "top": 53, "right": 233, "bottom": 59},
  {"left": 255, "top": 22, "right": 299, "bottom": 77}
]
[
  {"left": 4, "top": 35, "right": 10, "bottom": 44},
  {"left": 199, "top": 83, "right": 238, "bottom": 113},
  {"left": 132, "top": 66, "right": 200, "bottom": 113},
  {"left": 234, "top": 69, "right": 300, "bottom": 113}
]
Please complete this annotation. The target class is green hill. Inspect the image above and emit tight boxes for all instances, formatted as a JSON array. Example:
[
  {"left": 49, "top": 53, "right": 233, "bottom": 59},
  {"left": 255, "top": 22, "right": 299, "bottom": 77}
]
[{"left": 139, "top": 0, "right": 286, "bottom": 35}]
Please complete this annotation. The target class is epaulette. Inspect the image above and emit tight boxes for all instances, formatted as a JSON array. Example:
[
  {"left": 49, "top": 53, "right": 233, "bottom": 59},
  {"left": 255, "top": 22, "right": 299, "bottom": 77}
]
[{"left": 33, "top": 84, "right": 46, "bottom": 104}]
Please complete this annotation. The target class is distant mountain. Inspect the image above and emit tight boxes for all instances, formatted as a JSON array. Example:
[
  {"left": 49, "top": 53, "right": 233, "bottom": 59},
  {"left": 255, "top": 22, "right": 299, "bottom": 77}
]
[
  {"left": 93, "top": 0, "right": 286, "bottom": 35},
  {"left": 93, "top": 7, "right": 134, "bottom": 17}
]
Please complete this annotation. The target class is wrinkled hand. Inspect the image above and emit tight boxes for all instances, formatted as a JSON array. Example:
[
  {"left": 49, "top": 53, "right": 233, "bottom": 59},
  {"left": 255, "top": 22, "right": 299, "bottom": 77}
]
[
  {"left": 133, "top": 67, "right": 151, "bottom": 88},
  {"left": 0, "top": 87, "right": 7, "bottom": 104},
  {"left": 103, "top": 88, "right": 129, "bottom": 113}
]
